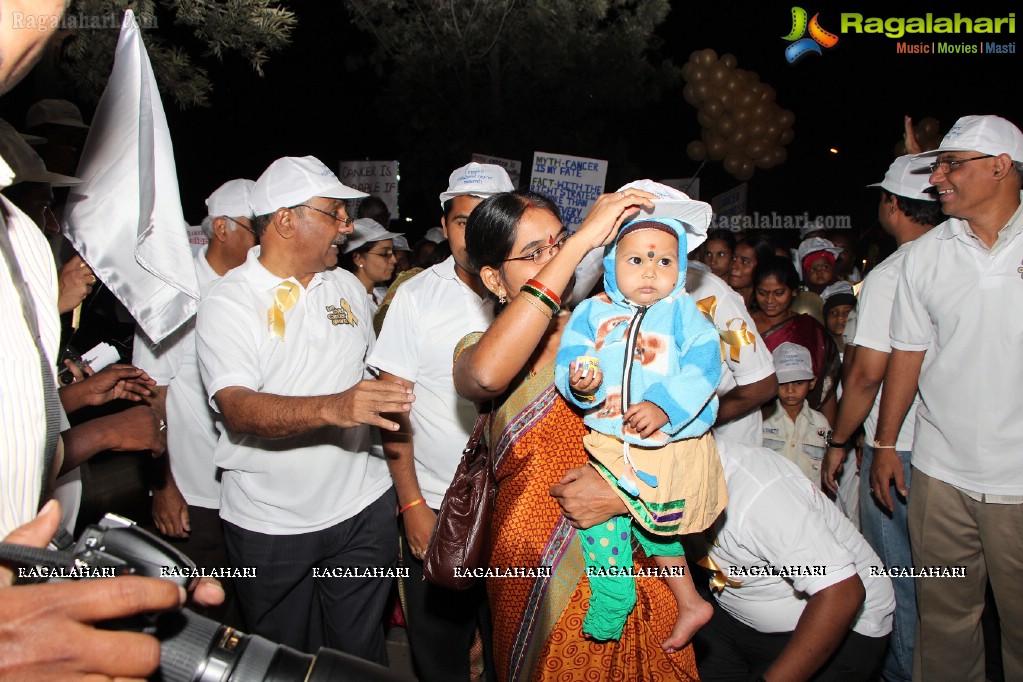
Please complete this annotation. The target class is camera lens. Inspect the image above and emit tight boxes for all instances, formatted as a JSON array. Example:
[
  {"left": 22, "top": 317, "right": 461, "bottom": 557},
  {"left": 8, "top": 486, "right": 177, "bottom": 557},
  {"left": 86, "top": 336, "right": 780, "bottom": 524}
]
[{"left": 156, "top": 609, "right": 411, "bottom": 682}]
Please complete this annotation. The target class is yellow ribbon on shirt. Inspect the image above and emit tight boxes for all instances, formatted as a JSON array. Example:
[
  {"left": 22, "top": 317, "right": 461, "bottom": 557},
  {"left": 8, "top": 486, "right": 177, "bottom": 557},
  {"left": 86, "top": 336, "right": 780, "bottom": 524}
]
[
  {"left": 268, "top": 281, "right": 300, "bottom": 340},
  {"left": 697, "top": 555, "right": 743, "bottom": 593},
  {"left": 697, "top": 296, "right": 757, "bottom": 362}
]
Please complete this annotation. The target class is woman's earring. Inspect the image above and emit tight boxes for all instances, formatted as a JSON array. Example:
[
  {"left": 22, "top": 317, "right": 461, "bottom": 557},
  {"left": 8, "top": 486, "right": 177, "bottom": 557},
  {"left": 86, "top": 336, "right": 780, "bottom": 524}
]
[{"left": 498, "top": 291, "right": 507, "bottom": 304}]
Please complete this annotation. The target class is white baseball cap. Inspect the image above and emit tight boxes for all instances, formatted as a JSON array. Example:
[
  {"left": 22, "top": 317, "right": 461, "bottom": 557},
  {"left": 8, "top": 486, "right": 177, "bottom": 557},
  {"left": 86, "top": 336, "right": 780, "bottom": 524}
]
[
  {"left": 0, "top": 119, "right": 81, "bottom": 186},
  {"left": 392, "top": 235, "right": 412, "bottom": 252},
  {"left": 206, "top": 179, "right": 256, "bottom": 219},
  {"left": 423, "top": 226, "right": 447, "bottom": 244},
  {"left": 616, "top": 179, "right": 712, "bottom": 253},
  {"left": 344, "top": 218, "right": 404, "bottom": 253},
  {"left": 772, "top": 342, "right": 815, "bottom": 384},
  {"left": 914, "top": 115, "right": 1023, "bottom": 163},
  {"left": 250, "top": 156, "right": 367, "bottom": 216},
  {"left": 796, "top": 237, "right": 842, "bottom": 270},
  {"left": 438, "top": 162, "right": 514, "bottom": 208},
  {"left": 26, "top": 99, "right": 90, "bottom": 130},
  {"left": 867, "top": 155, "right": 936, "bottom": 201}
]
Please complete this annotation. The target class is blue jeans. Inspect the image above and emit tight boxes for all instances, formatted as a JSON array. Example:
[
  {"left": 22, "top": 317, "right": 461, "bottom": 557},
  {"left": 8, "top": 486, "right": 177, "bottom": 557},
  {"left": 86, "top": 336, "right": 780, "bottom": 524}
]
[{"left": 860, "top": 444, "right": 915, "bottom": 682}]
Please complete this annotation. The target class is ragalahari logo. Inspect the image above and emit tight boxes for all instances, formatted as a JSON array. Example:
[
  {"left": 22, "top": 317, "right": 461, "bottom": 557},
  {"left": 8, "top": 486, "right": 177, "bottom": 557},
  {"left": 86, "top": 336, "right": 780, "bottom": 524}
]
[{"left": 783, "top": 7, "right": 839, "bottom": 63}]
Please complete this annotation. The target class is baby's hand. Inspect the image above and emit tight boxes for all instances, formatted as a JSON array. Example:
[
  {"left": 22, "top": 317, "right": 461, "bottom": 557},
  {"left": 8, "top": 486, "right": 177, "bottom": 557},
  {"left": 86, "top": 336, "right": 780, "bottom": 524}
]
[
  {"left": 623, "top": 401, "right": 669, "bottom": 438},
  {"left": 569, "top": 357, "right": 603, "bottom": 397}
]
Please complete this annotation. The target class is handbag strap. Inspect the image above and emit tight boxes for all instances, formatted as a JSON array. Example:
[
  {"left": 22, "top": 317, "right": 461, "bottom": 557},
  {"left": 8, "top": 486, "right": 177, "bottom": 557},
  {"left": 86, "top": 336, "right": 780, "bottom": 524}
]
[{"left": 463, "top": 403, "right": 491, "bottom": 454}]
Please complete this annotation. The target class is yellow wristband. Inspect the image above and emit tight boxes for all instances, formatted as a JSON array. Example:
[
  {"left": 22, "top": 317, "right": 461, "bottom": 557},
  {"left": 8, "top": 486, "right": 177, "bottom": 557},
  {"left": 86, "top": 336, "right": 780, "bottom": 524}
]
[{"left": 399, "top": 497, "right": 427, "bottom": 514}]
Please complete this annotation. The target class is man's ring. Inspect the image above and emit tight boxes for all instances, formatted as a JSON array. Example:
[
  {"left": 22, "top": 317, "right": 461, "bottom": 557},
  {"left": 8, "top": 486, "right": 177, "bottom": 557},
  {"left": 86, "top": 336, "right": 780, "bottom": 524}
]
[{"left": 159, "top": 418, "right": 167, "bottom": 431}]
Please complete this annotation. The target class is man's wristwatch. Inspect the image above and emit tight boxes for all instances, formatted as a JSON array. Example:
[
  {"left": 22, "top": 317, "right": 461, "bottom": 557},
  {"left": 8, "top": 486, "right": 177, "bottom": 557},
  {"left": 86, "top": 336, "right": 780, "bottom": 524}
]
[{"left": 826, "top": 436, "right": 850, "bottom": 449}]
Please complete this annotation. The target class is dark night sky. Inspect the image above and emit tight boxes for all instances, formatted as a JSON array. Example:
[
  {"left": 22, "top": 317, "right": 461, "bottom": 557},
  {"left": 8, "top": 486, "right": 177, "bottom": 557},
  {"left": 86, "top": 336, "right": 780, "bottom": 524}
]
[{"left": 5, "top": 1, "right": 1021, "bottom": 252}]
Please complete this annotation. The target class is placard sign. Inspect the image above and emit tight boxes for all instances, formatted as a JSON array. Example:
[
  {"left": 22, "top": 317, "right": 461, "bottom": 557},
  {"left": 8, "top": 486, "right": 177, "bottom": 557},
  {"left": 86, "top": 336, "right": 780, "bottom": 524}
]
[
  {"left": 337, "top": 160, "right": 399, "bottom": 220},
  {"left": 529, "top": 152, "right": 608, "bottom": 231}
]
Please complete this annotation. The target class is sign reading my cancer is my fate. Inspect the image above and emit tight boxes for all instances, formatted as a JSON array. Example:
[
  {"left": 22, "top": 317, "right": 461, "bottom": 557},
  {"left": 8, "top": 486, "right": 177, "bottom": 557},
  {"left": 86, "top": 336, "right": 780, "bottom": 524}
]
[
  {"left": 529, "top": 152, "right": 608, "bottom": 231},
  {"left": 337, "top": 160, "right": 399, "bottom": 221}
]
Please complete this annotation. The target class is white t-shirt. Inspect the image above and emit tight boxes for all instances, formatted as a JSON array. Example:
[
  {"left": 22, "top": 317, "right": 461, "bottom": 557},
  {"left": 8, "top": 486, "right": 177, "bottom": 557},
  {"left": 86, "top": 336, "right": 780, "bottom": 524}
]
[
  {"left": 133, "top": 247, "right": 223, "bottom": 508},
  {"left": 0, "top": 157, "right": 61, "bottom": 538},
  {"left": 889, "top": 201, "right": 1023, "bottom": 494},
  {"left": 367, "top": 257, "right": 493, "bottom": 508},
  {"left": 196, "top": 248, "right": 390, "bottom": 534},
  {"left": 851, "top": 242, "right": 920, "bottom": 451},
  {"left": 709, "top": 438, "right": 895, "bottom": 638},
  {"left": 686, "top": 266, "right": 776, "bottom": 447}
]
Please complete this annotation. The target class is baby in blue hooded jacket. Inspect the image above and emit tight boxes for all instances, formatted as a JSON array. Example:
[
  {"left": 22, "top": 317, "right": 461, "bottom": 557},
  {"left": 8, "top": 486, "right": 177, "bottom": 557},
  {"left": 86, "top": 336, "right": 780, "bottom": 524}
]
[{"left": 556, "top": 212, "right": 727, "bottom": 652}]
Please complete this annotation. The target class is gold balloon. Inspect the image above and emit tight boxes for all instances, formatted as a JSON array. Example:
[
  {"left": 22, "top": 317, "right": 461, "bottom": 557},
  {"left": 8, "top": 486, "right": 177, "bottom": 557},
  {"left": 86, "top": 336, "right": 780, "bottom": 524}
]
[
  {"left": 791, "top": 291, "right": 824, "bottom": 325},
  {"left": 721, "top": 53, "right": 738, "bottom": 69},
  {"left": 681, "top": 62, "right": 695, "bottom": 81},
  {"left": 704, "top": 100, "right": 724, "bottom": 118},
  {"left": 724, "top": 154, "right": 743, "bottom": 175},
  {"left": 715, "top": 116, "right": 736, "bottom": 137},
  {"left": 693, "top": 82, "right": 711, "bottom": 101},
  {"left": 687, "top": 140, "right": 708, "bottom": 162},
  {"left": 777, "top": 109, "right": 795, "bottom": 128},
  {"left": 683, "top": 84, "right": 698, "bottom": 106},
  {"left": 698, "top": 110, "right": 715, "bottom": 129},
  {"left": 708, "top": 138, "right": 727, "bottom": 160},
  {"left": 780, "top": 128, "right": 794, "bottom": 145},
  {"left": 735, "top": 161, "right": 755, "bottom": 181}
]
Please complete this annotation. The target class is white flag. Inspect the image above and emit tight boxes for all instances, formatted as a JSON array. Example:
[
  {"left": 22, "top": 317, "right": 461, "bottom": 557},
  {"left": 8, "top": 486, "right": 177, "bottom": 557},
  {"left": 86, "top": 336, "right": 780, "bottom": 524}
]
[{"left": 64, "top": 10, "right": 198, "bottom": 344}]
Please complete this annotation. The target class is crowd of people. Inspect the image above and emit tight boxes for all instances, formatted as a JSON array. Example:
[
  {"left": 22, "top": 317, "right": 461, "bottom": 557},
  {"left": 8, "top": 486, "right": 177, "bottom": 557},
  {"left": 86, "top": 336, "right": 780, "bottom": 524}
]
[{"left": 2, "top": 7, "right": 1022, "bottom": 682}]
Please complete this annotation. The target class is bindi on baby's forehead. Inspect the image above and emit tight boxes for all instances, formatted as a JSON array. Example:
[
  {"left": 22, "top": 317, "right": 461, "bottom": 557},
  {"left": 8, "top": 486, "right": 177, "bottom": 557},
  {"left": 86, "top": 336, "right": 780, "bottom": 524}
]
[{"left": 647, "top": 250, "right": 656, "bottom": 258}]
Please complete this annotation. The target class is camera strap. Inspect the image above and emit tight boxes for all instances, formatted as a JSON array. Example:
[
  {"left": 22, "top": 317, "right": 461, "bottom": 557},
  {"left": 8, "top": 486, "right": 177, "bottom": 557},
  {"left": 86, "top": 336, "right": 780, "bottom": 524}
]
[{"left": 0, "top": 541, "right": 76, "bottom": 571}]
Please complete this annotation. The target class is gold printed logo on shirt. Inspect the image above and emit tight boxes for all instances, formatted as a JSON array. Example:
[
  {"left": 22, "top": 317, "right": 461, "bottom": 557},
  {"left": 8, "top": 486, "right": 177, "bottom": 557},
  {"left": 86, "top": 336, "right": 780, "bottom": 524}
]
[{"left": 326, "top": 299, "right": 358, "bottom": 327}]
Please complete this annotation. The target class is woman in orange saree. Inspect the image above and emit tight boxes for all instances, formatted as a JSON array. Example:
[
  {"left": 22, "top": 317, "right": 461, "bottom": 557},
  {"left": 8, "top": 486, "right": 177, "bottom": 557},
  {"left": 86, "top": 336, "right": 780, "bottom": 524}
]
[{"left": 454, "top": 188, "right": 700, "bottom": 682}]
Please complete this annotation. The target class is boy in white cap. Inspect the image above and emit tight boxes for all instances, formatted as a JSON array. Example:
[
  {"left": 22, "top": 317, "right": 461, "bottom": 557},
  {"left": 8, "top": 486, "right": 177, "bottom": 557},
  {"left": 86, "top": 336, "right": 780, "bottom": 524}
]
[
  {"left": 822, "top": 153, "right": 943, "bottom": 682},
  {"left": 368, "top": 161, "right": 512, "bottom": 681},
  {"left": 875, "top": 115, "right": 1023, "bottom": 680},
  {"left": 133, "top": 178, "right": 258, "bottom": 627},
  {"left": 195, "top": 156, "right": 415, "bottom": 660},
  {"left": 762, "top": 342, "right": 830, "bottom": 488}
]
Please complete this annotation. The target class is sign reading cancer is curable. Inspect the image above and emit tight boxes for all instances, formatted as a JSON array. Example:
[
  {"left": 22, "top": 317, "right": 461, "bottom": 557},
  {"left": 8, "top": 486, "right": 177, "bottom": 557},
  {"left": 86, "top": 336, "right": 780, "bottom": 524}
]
[
  {"left": 529, "top": 152, "right": 608, "bottom": 231},
  {"left": 337, "top": 160, "right": 399, "bottom": 223}
]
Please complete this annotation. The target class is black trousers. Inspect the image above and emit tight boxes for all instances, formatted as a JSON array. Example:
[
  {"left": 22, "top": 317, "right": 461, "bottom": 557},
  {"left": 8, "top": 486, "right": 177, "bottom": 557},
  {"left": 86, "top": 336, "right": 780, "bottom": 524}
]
[
  {"left": 399, "top": 514, "right": 497, "bottom": 682},
  {"left": 158, "top": 504, "right": 244, "bottom": 629},
  {"left": 693, "top": 597, "right": 888, "bottom": 682},
  {"left": 222, "top": 487, "right": 398, "bottom": 662}
]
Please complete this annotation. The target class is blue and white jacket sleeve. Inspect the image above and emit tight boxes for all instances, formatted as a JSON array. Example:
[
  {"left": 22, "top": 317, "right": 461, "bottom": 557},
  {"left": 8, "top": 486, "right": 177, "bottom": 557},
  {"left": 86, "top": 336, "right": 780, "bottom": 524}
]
[
  {"left": 555, "top": 300, "right": 608, "bottom": 409},
  {"left": 642, "top": 296, "right": 722, "bottom": 438}
]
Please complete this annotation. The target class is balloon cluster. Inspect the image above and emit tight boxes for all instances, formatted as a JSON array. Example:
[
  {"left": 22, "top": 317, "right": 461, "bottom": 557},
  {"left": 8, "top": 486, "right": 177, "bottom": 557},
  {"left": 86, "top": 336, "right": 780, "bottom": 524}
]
[
  {"left": 682, "top": 49, "right": 795, "bottom": 182},
  {"left": 894, "top": 117, "right": 941, "bottom": 155}
]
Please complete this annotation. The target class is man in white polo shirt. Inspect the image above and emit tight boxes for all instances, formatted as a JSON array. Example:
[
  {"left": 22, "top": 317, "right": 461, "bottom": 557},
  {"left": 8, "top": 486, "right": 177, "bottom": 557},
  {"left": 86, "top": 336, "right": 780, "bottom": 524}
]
[
  {"left": 694, "top": 437, "right": 895, "bottom": 681},
  {"left": 134, "top": 178, "right": 257, "bottom": 626},
  {"left": 876, "top": 115, "right": 1023, "bottom": 681},
  {"left": 822, "top": 155, "right": 943, "bottom": 682},
  {"left": 195, "top": 156, "right": 415, "bottom": 661},
  {"left": 368, "top": 162, "right": 512, "bottom": 681}
]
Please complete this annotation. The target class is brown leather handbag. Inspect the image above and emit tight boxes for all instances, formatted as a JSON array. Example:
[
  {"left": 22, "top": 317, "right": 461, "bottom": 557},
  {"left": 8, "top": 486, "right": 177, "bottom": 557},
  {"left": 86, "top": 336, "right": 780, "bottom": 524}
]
[{"left": 423, "top": 410, "right": 496, "bottom": 590}]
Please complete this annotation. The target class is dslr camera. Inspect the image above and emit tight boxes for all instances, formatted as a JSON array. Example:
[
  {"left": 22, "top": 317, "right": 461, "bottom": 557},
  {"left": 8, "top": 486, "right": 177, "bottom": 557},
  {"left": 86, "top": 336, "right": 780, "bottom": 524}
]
[{"left": 11, "top": 514, "right": 410, "bottom": 682}]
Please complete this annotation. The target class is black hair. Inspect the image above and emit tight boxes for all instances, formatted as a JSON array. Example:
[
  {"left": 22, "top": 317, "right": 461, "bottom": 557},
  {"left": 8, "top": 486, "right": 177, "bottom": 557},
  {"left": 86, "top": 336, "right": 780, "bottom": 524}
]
[
  {"left": 252, "top": 212, "right": 273, "bottom": 239},
  {"left": 880, "top": 189, "right": 945, "bottom": 227},
  {"left": 357, "top": 196, "right": 391, "bottom": 227},
  {"left": 753, "top": 255, "right": 801, "bottom": 291},
  {"left": 464, "top": 190, "right": 561, "bottom": 274},
  {"left": 339, "top": 241, "right": 375, "bottom": 273},
  {"left": 704, "top": 229, "right": 736, "bottom": 250},
  {"left": 736, "top": 234, "right": 777, "bottom": 269}
]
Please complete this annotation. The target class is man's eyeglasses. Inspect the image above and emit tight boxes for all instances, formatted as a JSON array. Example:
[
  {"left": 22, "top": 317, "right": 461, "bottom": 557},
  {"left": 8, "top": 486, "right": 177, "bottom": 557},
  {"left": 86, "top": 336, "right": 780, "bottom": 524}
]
[
  {"left": 928, "top": 155, "right": 994, "bottom": 174},
  {"left": 502, "top": 233, "right": 569, "bottom": 265},
  {"left": 291, "top": 204, "right": 354, "bottom": 227},
  {"left": 225, "top": 216, "right": 257, "bottom": 237}
]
